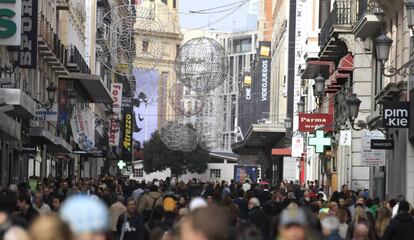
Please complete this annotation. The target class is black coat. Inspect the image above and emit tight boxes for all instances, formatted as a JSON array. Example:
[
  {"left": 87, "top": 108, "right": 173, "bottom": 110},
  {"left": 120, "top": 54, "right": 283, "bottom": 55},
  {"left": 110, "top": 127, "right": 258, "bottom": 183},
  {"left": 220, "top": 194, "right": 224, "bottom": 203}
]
[
  {"left": 248, "top": 207, "right": 271, "bottom": 240},
  {"left": 383, "top": 212, "right": 414, "bottom": 240},
  {"left": 116, "top": 213, "right": 146, "bottom": 240}
]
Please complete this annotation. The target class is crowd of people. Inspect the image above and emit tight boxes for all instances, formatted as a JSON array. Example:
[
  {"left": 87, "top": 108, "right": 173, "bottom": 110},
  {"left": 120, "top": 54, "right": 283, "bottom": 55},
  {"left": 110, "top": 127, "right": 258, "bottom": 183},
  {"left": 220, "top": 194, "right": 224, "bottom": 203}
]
[{"left": 0, "top": 176, "right": 414, "bottom": 240}]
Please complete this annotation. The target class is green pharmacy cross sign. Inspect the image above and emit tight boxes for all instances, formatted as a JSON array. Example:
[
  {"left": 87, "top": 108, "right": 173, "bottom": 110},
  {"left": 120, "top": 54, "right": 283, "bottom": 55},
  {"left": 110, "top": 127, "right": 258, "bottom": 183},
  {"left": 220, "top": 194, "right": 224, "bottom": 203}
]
[
  {"left": 117, "top": 160, "right": 126, "bottom": 170},
  {"left": 308, "top": 130, "right": 331, "bottom": 153}
]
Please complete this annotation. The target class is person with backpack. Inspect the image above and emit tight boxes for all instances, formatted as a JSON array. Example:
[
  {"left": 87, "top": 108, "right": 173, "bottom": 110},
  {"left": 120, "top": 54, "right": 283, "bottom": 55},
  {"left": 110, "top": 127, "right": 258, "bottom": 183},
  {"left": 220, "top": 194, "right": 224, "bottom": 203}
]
[
  {"left": 137, "top": 184, "right": 163, "bottom": 219},
  {"left": 116, "top": 198, "right": 145, "bottom": 240}
]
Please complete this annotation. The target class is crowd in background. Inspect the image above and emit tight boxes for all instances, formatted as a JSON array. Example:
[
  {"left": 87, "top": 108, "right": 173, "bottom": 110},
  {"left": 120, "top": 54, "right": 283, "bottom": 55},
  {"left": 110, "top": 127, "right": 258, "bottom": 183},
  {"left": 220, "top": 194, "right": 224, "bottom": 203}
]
[{"left": 0, "top": 175, "right": 414, "bottom": 240}]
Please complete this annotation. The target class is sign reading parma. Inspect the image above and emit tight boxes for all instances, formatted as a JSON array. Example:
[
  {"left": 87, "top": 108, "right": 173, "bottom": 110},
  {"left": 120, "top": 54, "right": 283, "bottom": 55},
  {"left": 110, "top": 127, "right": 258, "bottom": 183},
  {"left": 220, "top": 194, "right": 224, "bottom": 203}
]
[
  {"left": 9, "top": 0, "right": 37, "bottom": 68},
  {"left": 298, "top": 113, "right": 333, "bottom": 132},
  {"left": 383, "top": 102, "right": 409, "bottom": 128},
  {"left": 0, "top": 0, "right": 21, "bottom": 46}
]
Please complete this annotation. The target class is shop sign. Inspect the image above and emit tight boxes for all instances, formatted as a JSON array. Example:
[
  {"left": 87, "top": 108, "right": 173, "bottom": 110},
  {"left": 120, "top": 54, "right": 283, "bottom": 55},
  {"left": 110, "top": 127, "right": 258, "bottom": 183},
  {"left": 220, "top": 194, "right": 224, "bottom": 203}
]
[
  {"left": 22, "top": 144, "right": 36, "bottom": 152},
  {"left": 339, "top": 130, "right": 352, "bottom": 146},
  {"left": 70, "top": 107, "right": 95, "bottom": 151},
  {"left": 291, "top": 136, "right": 303, "bottom": 157},
  {"left": 110, "top": 83, "right": 123, "bottom": 113},
  {"left": 35, "top": 104, "right": 58, "bottom": 122},
  {"left": 308, "top": 130, "right": 331, "bottom": 153},
  {"left": 122, "top": 108, "right": 133, "bottom": 159},
  {"left": 371, "top": 139, "right": 394, "bottom": 150},
  {"left": 9, "top": 0, "right": 37, "bottom": 68},
  {"left": 0, "top": 0, "right": 21, "bottom": 46},
  {"left": 383, "top": 102, "right": 409, "bottom": 128},
  {"left": 298, "top": 113, "right": 333, "bottom": 132},
  {"left": 361, "top": 130, "right": 385, "bottom": 166}
]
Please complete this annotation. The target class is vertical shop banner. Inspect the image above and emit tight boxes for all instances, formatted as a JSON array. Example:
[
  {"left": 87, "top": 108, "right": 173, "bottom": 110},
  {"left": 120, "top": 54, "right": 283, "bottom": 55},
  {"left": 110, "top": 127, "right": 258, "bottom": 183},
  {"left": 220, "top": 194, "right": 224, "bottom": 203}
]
[
  {"left": 122, "top": 107, "right": 133, "bottom": 159},
  {"left": 254, "top": 41, "right": 271, "bottom": 121},
  {"left": 238, "top": 74, "right": 254, "bottom": 135},
  {"left": 70, "top": 107, "right": 95, "bottom": 151},
  {"left": 291, "top": 136, "right": 304, "bottom": 157},
  {"left": 109, "top": 83, "right": 123, "bottom": 147},
  {"left": 9, "top": 0, "right": 37, "bottom": 67},
  {"left": 133, "top": 68, "right": 159, "bottom": 144}
]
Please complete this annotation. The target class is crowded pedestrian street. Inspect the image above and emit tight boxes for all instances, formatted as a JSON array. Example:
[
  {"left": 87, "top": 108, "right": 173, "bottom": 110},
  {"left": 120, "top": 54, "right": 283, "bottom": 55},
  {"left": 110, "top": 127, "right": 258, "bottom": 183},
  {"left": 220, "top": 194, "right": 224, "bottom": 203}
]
[{"left": 2, "top": 0, "right": 414, "bottom": 239}]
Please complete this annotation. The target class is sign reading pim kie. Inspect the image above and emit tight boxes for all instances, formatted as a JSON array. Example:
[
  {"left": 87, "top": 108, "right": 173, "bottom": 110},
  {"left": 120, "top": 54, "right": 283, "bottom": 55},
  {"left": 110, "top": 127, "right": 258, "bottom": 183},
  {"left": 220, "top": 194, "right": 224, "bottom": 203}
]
[{"left": 298, "top": 113, "right": 333, "bottom": 132}]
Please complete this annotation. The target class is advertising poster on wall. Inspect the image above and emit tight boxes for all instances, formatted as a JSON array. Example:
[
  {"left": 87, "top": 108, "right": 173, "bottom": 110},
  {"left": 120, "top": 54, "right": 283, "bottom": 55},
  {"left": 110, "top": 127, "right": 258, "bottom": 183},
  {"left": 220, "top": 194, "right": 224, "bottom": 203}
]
[
  {"left": 234, "top": 166, "right": 258, "bottom": 183},
  {"left": 361, "top": 130, "right": 385, "bottom": 166},
  {"left": 132, "top": 68, "right": 159, "bottom": 145}
]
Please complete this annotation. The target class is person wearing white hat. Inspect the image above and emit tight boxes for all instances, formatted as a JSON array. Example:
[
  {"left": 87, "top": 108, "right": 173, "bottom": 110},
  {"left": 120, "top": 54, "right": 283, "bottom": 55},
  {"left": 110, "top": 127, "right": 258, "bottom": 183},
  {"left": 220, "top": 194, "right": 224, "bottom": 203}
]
[{"left": 189, "top": 197, "right": 208, "bottom": 212}]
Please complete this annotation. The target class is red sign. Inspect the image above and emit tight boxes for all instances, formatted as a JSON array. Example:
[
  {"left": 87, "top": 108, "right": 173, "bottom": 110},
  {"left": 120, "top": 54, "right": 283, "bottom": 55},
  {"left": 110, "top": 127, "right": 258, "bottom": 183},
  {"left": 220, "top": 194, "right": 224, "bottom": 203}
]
[{"left": 298, "top": 113, "right": 333, "bottom": 132}]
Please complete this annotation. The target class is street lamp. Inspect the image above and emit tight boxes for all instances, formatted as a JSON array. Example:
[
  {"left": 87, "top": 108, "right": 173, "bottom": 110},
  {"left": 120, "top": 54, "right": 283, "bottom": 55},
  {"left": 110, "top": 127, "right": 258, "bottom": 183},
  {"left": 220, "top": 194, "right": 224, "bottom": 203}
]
[
  {"left": 297, "top": 99, "right": 305, "bottom": 113},
  {"left": 345, "top": 94, "right": 368, "bottom": 131},
  {"left": 314, "top": 74, "right": 326, "bottom": 97},
  {"left": 375, "top": 33, "right": 393, "bottom": 63},
  {"left": 33, "top": 82, "right": 57, "bottom": 111},
  {"left": 375, "top": 1, "right": 414, "bottom": 77}
]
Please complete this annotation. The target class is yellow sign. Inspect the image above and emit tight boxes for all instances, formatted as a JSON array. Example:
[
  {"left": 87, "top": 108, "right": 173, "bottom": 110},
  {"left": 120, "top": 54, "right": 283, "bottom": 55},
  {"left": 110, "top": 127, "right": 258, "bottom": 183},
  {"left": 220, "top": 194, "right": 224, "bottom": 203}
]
[
  {"left": 243, "top": 76, "right": 252, "bottom": 86},
  {"left": 260, "top": 46, "right": 270, "bottom": 57},
  {"left": 116, "top": 64, "right": 129, "bottom": 74}
]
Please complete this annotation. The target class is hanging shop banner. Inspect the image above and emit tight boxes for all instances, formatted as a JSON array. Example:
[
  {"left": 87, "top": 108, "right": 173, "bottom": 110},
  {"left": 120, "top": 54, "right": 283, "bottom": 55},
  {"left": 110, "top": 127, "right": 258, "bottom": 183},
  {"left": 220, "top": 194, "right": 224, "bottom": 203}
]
[
  {"left": 111, "top": 83, "right": 123, "bottom": 113},
  {"left": 361, "top": 130, "right": 385, "bottom": 166},
  {"left": 0, "top": 0, "right": 21, "bottom": 46},
  {"left": 122, "top": 107, "right": 133, "bottom": 159},
  {"left": 255, "top": 57, "right": 271, "bottom": 120},
  {"left": 291, "top": 136, "right": 304, "bottom": 157},
  {"left": 238, "top": 73, "right": 254, "bottom": 136},
  {"left": 383, "top": 102, "right": 409, "bottom": 128},
  {"left": 70, "top": 107, "right": 95, "bottom": 151},
  {"left": 298, "top": 113, "right": 333, "bottom": 132},
  {"left": 339, "top": 130, "right": 352, "bottom": 146},
  {"left": 109, "top": 113, "right": 121, "bottom": 147},
  {"left": 9, "top": 0, "right": 37, "bottom": 67},
  {"left": 132, "top": 68, "right": 159, "bottom": 144}
]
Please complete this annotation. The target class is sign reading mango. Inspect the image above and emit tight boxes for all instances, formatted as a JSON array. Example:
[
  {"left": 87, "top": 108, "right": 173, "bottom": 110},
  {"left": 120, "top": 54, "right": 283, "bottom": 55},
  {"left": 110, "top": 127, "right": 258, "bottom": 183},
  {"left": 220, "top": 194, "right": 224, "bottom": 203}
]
[{"left": 0, "top": 0, "right": 21, "bottom": 46}]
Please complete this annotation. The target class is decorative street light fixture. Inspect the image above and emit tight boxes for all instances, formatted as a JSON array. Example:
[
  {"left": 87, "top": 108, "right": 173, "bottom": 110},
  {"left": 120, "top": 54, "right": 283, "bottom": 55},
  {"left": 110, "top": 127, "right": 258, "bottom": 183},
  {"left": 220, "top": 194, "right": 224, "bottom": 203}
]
[
  {"left": 284, "top": 117, "right": 292, "bottom": 134},
  {"left": 345, "top": 94, "right": 361, "bottom": 123},
  {"left": 375, "top": 1, "right": 414, "bottom": 77},
  {"left": 297, "top": 99, "right": 305, "bottom": 113},
  {"left": 314, "top": 74, "right": 326, "bottom": 97},
  {"left": 33, "top": 82, "right": 57, "bottom": 111}
]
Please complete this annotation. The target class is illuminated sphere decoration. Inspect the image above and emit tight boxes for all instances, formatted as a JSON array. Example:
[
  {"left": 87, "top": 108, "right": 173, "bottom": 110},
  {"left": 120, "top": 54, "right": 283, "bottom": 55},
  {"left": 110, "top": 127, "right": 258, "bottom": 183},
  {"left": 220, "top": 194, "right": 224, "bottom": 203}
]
[
  {"left": 96, "top": 3, "right": 166, "bottom": 76},
  {"left": 159, "top": 121, "right": 197, "bottom": 152},
  {"left": 169, "top": 82, "right": 206, "bottom": 117},
  {"left": 175, "top": 37, "right": 229, "bottom": 93}
]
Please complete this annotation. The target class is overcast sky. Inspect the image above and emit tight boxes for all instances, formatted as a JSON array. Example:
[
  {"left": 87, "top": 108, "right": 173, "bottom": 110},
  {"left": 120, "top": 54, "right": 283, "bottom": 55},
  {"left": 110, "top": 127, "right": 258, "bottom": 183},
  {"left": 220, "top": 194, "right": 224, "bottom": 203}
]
[{"left": 179, "top": 0, "right": 258, "bottom": 32}]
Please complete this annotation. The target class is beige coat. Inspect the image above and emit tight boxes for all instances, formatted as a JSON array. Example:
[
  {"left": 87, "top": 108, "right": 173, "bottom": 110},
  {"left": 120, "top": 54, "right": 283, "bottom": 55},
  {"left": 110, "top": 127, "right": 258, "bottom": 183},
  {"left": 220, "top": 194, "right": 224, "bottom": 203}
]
[
  {"left": 137, "top": 191, "right": 163, "bottom": 214},
  {"left": 109, "top": 201, "right": 126, "bottom": 231}
]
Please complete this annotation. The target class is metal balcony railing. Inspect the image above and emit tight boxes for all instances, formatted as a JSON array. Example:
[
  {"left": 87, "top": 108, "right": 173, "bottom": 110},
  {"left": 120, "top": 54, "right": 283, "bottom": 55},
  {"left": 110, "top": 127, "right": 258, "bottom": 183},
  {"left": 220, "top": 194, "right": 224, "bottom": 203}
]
[
  {"left": 67, "top": 45, "right": 91, "bottom": 74},
  {"left": 319, "top": 0, "right": 353, "bottom": 48},
  {"left": 358, "top": 0, "right": 383, "bottom": 20},
  {"left": 38, "top": 15, "right": 67, "bottom": 66}
]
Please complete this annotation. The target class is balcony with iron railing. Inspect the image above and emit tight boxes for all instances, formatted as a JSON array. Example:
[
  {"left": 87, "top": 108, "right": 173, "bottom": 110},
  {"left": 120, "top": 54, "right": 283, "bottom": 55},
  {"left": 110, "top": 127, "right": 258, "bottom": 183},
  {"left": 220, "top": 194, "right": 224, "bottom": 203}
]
[
  {"left": 354, "top": 0, "right": 384, "bottom": 38},
  {"left": 319, "top": 0, "right": 355, "bottom": 60},
  {"left": 38, "top": 15, "right": 68, "bottom": 75},
  {"left": 66, "top": 45, "right": 91, "bottom": 74}
]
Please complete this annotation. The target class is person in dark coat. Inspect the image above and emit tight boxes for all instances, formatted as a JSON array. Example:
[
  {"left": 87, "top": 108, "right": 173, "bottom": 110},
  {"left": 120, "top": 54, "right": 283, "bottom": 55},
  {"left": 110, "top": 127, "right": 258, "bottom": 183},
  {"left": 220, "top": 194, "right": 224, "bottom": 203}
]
[
  {"left": 233, "top": 189, "right": 248, "bottom": 219},
  {"left": 15, "top": 194, "right": 39, "bottom": 226},
  {"left": 383, "top": 200, "right": 414, "bottom": 240},
  {"left": 116, "top": 198, "right": 146, "bottom": 240},
  {"left": 247, "top": 197, "right": 270, "bottom": 240}
]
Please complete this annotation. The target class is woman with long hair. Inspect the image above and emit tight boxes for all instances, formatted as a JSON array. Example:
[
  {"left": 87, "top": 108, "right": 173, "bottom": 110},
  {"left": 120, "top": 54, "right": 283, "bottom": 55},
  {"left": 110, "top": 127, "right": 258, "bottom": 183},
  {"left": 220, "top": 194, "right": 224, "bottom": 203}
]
[{"left": 375, "top": 207, "right": 392, "bottom": 239}]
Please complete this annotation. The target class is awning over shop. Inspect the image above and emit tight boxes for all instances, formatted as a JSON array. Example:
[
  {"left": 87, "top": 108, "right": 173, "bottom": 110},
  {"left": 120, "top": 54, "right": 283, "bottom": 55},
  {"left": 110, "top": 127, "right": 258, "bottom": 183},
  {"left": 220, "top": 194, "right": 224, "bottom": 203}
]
[
  {"left": 210, "top": 152, "right": 238, "bottom": 162},
  {"left": 0, "top": 111, "right": 21, "bottom": 141},
  {"left": 0, "top": 88, "right": 37, "bottom": 117},
  {"left": 48, "top": 137, "right": 73, "bottom": 154},
  {"left": 29, "top": 127, "right": 55, "bottom": 145},
  {"left": 231, "top": 124, "right": 286, "bottom": 155},
  {"left": 301, "top": 61, "right": 335, "bottom": 79},
  {"left": 272, "top": 148, "right": 291, "bottom": 156},
  {"left": 59, "top": 73, "right": 112, "bottom": 103}
]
